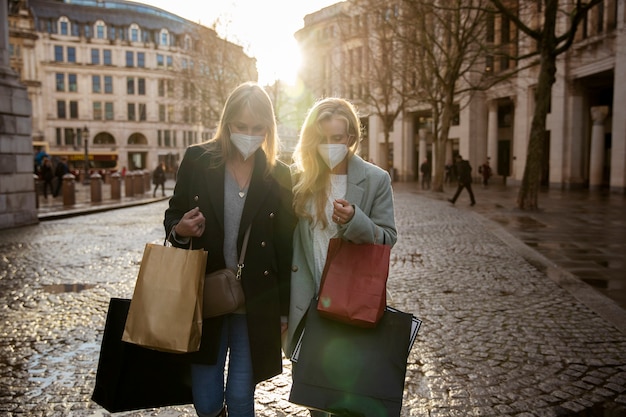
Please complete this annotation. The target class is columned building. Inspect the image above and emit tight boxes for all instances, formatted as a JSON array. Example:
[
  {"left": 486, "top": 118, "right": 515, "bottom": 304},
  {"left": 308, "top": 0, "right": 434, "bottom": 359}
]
[
  {"left": 8, "top": 0, "right": 257, "bottom": 178},
  {"left": 296, "top": 1, "right": 625, "bottom": 193}
]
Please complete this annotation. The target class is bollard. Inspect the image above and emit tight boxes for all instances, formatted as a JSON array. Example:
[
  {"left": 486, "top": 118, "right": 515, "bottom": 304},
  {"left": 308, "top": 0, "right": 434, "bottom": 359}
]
[
  {"left": 62, "top": 173, "right": 76, "bottom": 206},
  {"left": 34, "top": 174, "right": 40, "bottom": 209},
  {"left": 125, "top": 171, "right": 135, "bottom": 198},
  {"left": 144, "top": 169, "right": 150, "bottom": 192},
  {"left": 90, "top": 173, "right": 102, "bottom": 203},
  {"left": 110, "top": 172, "right": 121, "bottom": 200},
  {"left": 133, "top": 170, "right": 144, "bottom": 195}
]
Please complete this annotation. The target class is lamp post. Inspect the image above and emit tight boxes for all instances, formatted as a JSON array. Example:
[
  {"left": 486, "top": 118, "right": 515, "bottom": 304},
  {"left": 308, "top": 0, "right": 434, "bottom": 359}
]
[{"left": 82, "top": 126, "right": 90, "bottom": 185}]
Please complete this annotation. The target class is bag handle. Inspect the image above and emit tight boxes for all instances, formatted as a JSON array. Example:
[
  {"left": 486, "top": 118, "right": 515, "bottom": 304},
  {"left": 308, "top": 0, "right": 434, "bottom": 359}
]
[
  {"left": 165, "top": 226, "right": 194, "bottom": 250},
  {"left": 236, "top": 224, "right": 252, "bottom": 280}
]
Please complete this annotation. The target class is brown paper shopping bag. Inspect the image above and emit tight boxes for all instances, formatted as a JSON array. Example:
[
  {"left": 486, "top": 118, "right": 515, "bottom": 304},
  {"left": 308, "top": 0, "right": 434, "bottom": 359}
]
[{"left": 122, "top": 243, "right": 207, "bottom": 353}]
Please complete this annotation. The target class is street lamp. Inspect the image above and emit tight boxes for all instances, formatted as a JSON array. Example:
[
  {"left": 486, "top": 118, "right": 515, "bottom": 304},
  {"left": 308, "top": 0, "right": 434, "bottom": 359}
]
[{"left": 82, "top": 126, "right": 90, "bottom": 185}]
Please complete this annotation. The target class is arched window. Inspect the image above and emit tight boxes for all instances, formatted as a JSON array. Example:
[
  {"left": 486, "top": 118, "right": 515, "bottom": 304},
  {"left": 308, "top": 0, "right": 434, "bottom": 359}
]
[
  {"left": 95, "top": 20, "right": 107, "bottom": 39},
  {"left": 159, "top": 29, "right": 170, "bottom": 46},
  {"left": 58, "top": 16, "right": 70, "bottom": 36},
  {"left": 128, "top": 133, "right": 148, "bottom": 145},
  {"left": 93, "top": 132, "right": 116, "bottom": 145},
  {"left": 129, "top": 23, "right": 141, "bottom": 43}
]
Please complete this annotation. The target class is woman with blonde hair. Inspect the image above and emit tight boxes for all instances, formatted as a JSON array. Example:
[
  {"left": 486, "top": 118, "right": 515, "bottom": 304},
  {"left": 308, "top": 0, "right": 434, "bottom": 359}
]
[
  {"left": 165, "top": 82, "right": 296, "bottom": 417},
  {"left": 285, "top": 98, "right": 397, "bottom": 416}
]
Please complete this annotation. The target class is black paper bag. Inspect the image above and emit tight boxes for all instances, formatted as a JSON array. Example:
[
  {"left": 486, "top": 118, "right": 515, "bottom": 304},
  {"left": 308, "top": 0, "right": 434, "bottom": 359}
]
[
  {"left": 289, "top": 299, "right": 416, "bottom": 417},
  {"left": 91, "top": 298, "right": 193, "bottom": 412}
]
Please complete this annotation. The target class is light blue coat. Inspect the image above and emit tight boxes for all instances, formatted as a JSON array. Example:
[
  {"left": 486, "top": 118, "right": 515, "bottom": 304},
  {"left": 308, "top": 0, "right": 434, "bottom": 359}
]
[{"left": 285, "top": 155, "right": 397, "bottom": 357}]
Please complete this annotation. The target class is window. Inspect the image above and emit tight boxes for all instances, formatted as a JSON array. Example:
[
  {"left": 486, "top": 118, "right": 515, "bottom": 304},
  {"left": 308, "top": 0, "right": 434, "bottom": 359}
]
[
  {"left": 91, "top": 48, "right": 100, "bottom": 65},
  {"left": 96, "top": 21, "right": 106, "bottom": 39},
  {"left": 128, "top": 103, "right": 136, "bottom": 121},
  {"left": 159, "top": 104, "right": 165, "bottom": 122},
  {"left": 67, "top": 47, "right": 76, "bottom": 63},
  {"left": 158, "top": 79, "right": 165, "bottom": 96},
  {"left": 157, "top": 54, "right": 164, "bottom": 67},
  {"left": 127, "top": 77, "right": 135, "bottom": 94},
  {"left": 164, "top": 130, "right": 171, "bottom": 147},
  {"left": 130, "top": 24, "right": 140, "bottom": 42},
  {"left": 59, "top": 17, "right": 70, "bottom": 35},
  {"left": 92, "top": 75, "right": 101, "bottom": 93},
  {"left": 138, "top": 78, "right": 145, "bottom": 95},
  {"left": 69, "top": 100, "right": 78, "bottom": 119},
  {"left": 166, "top": 56, "right": 173, "bottom": 67},
  {"left": 56, "top": 73, "right": 65, "bottom": 91},
  {"left": 84, "top": 24, "right": 91, "bottom": 38},
  {"left": 57, "top": 100, "right": 66, "bottom": 119},
  {"left": 56, "top": 128, "right": 62, "bottom": 146},
  {"left": 137, "top": 52, "right": 145, "bottom": 68},
  {"left": 104, "top": 76, "right": 113, "bottom": 94},
  {"left": 160, "top": 29, "right": 169, "bottom": 46},
  {"left": 54, "top": 45, "right": 63, "bottom": 62},
  {"left": 103, "top": 49, "right": 112, "bottom": 65},
  {"left": 105, "top": 102, "right": 114, "bottom": 120},
  {"left": 93, "top": 102, "right": 103, "bottom": 120},
  {"left": 138, "top": 103, "right": 146, "bottom": 121},
  {"left": 126, "top": 51, "right": 134, "bottom": 67},
  {"left": 184, "top": 35, "right": 192, "bottom": 50},
  {"left": 68, "top": 74, "right": 77, "bottom": 92},
  {"left": 64, "top": 128, "right": 75, "bottom": 146}
]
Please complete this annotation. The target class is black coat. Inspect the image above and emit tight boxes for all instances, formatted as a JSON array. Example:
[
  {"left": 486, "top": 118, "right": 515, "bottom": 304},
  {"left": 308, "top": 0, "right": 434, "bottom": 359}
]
[
  {"left": 456, "top": 160, "right": 472, "bottom": 184},
  {"left": 164, "top": 142, "right": 296, "bottom": 383}
]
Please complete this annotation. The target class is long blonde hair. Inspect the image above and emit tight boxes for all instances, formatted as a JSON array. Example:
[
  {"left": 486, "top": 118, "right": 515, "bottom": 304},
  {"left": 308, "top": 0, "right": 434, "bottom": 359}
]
[
  {"left": 207, "top": 82, "right": 278, "bottom": 172},
  {"left": 292, "top": 98, "right": 361, "bottom": 227}
]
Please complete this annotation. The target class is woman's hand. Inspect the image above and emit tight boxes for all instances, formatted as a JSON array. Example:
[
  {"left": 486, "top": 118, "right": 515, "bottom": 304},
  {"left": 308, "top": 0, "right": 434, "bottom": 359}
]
[
  {"left": 332, "top": 199, "right": 354, "bottom": 225},
  {"left": 174, "top": 207, "right": 206, "bottom": 238}
]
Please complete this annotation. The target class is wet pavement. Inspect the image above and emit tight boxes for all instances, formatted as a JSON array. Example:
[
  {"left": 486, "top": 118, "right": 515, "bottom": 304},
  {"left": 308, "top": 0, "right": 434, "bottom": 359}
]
[{"left": 0, "top": 180, "right": 625, "bottom": 416}]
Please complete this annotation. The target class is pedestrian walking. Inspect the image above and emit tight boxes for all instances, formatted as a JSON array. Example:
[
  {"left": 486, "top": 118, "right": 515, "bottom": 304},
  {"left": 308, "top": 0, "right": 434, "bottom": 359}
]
[
  {"left": 53, "top": 157, "right": 69, "bottom": 197},
  {"left": 448, "top": 154, "right": 476, "bottom": 206},
  {"left": 479, "top": 159, "right": 492, "bottom": 187},
  {"left": 164, "top": 82, "right": 296, "bottom": 417},
  {"left": 40, "top": 157, "right": 54, "bottom": 199},
  {"left": 420, "top": 158, "right": 431, "bottom": 190},
  {"left": 152, "top": 162, "right": 166, "bottom": 197},
  {"left": 285, "top": 97, "right": 397, "bottom": 417}
]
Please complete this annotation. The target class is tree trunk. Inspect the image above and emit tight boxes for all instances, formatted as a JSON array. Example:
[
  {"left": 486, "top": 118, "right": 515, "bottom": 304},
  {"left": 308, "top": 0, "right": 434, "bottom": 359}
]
[{"left": 516, "top": 1, "right": 559, "bottom": 210}]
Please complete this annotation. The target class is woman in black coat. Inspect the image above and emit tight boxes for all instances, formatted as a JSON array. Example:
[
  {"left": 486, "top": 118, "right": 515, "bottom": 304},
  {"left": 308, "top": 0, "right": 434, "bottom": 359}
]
[{"left": 164, "top": 82, "right": 296, "bottom": 417}]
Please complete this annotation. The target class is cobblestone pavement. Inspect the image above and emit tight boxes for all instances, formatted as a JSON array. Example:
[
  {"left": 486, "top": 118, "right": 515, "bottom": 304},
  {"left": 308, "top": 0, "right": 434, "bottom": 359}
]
[{"left": 1, "top": 187, "right": 626, "bottom": 416}]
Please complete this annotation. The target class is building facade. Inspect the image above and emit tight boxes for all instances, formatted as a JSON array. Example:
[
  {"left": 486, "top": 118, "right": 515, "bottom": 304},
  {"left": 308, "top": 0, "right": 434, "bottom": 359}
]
[
  {"left": 296, "top": 1, "right": 626, "bottom": 193},
  {"left": 8, "top": 0, "right": 257, "bottom": 178}
]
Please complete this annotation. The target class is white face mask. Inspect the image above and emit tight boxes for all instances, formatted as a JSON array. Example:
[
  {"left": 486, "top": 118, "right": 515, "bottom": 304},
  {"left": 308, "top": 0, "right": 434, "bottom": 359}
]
[
  {"left": 317, "top": 144, "right": 348, "bottom": 170},
  {"left": 230, "top": 133, "right": 265, "bottom": 160}
]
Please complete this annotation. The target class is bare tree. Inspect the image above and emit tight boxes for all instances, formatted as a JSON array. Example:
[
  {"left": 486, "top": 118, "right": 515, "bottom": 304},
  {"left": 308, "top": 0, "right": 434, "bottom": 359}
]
[
  {"left": 489, "top": 0, "right": 602, "bottom": 209},
  {"left": 350, "top": 0, "right": 415, "bottom": 172},
  {"left": 177, "top": 24, "right": 258, "bottom": 132},
  {"left": 399, "top": 0, "right": 497, "bottom": 191}
]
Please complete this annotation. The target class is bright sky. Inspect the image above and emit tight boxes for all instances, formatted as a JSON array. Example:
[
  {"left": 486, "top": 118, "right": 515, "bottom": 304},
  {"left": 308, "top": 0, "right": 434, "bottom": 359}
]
[{"left": 140, "top": 0, "right": 340, "bottom": 86}]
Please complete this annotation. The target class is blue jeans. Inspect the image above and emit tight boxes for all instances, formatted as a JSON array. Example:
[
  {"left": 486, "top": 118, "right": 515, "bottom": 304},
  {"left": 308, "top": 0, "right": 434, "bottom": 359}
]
[{"left": 191, "top": 314, "right": 255, "bottom": 417}]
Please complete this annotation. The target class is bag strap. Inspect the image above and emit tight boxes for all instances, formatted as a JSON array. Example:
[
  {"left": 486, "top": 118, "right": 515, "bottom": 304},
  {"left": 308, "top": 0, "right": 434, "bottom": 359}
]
[{"left": 236, "top": 224, "right": 252, "bottom": 279}]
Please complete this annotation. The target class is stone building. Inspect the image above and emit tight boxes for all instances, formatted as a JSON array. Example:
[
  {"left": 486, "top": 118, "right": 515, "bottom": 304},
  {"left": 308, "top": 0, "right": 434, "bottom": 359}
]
[
  {"left": 1, "top": 0, "right": 36, "bottom": 230},
  {"left": 8, "top": 0, "right": 257, "bottom": 179},
  {"left": 296, "top": 1, "right": 625, "bottom": 193}
]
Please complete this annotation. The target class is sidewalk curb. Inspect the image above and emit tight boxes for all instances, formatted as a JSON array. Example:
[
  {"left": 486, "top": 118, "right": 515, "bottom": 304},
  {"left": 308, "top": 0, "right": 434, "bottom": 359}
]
[
  {"left": 38, "top": 196, "right": 170, "bottom": 221},
  {"left": 473, "top": 211, "right": 626, "bottom": 335}
]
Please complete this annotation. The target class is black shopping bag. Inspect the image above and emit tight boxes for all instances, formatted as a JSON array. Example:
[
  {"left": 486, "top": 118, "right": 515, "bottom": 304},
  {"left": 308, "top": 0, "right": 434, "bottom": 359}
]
[
  {"left": 91, "top": 298, "right": 193, "bottom": 412},
  {"left": 289, "top": 299, "right": 418, "bottom": 417}
]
